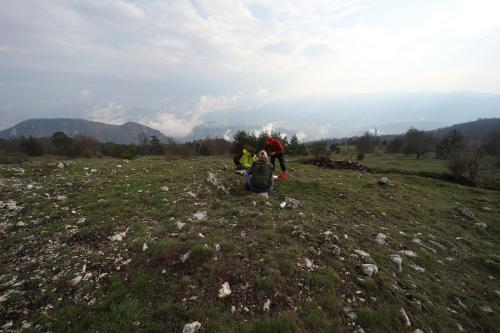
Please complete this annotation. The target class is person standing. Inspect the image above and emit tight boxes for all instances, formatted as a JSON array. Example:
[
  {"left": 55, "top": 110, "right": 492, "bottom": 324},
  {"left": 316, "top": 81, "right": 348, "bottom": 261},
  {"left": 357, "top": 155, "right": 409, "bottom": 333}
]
[{"left": 264, "top": 136, "right": 288, "bottom": 178}]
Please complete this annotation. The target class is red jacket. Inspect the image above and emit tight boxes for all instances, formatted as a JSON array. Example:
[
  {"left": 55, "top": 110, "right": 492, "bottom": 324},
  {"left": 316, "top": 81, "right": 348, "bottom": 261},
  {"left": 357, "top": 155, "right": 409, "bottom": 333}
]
[{"left": 264, "top": 137, "right": 284, "bottom": 155}]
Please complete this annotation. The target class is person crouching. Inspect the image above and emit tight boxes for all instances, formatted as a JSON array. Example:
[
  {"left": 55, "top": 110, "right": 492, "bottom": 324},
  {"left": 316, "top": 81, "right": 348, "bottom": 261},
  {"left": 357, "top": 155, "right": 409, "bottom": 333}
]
[{"left": 246, "top": 150, "right": 274, "bottom": 194}]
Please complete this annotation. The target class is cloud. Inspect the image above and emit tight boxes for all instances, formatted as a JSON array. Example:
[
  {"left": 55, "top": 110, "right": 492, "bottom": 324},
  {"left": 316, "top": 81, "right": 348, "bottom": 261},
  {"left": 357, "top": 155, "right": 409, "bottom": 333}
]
[
  {"left": 140, "top": 94, "right": 238, "bottom": 137},
  {"left": 87, "top": 102, "right": 128, "bottom": 125},
  {"left": 78, "top": 89, "right": 92, "bottom": 101},
  {"left": 223, "top": 129, "right": 232, "bottom": 141},
  {"left": 296, "top": 131, "right": 307, "bottom": 141}
]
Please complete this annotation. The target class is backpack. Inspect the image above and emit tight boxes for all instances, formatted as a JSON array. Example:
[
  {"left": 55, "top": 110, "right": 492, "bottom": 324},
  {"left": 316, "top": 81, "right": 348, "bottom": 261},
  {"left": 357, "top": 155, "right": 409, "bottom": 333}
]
[{"left": 251, "top": 161, "right": 272, "bottom": 189}]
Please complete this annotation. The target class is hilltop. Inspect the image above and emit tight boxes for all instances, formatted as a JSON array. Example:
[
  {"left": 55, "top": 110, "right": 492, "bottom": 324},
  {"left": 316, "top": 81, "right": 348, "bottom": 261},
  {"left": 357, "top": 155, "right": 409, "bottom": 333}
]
[
  {"left": 0, "top": 155, "right": 498, "bottom": 332},
  {"left": 0, "top": 119, "right": 169, "bottom": 144}
]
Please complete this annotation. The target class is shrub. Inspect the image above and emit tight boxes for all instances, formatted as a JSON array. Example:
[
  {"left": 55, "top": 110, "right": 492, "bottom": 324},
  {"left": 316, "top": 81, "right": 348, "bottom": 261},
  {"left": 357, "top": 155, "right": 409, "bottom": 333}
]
[
  {"left": 120, "top": 150, "right": 137, "bottom": 160},
  {"left": 447, "top": 149, "right": 484, "bottom": 182},
  {"left": 357, "top": 152, "right": 365, "bottom": 161},
  {"left": 309, "top": 141, "right": 330, "bottom": 158}
]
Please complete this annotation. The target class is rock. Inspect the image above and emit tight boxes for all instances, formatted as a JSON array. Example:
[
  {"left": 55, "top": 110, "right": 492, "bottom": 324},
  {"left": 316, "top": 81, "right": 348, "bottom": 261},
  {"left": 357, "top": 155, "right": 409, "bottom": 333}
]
[
  {"left": 183, "top": 321, "right": 201, "bottom": 333},
  {"left": 481, "top": 206, "right": 492, "bottom": 212},
  {"left": 207, "top": 172, "right": 229, "bottom": 194},
  {"left": 400, "top": 307, "right": 411, "bottom": 327},
  {"left": 378, "top": 176, "right": 391, "bottom": 185},
  {"left": 389, "top": 254, "right": 403, "bottom": 273},
  {"left": 284, "top": 197, "right": 301, "bottom": 209},
  {"left": 142, "top": 243, "right": 148, "bottom": 252},
  {"left": 413, "top": 329, "right": 424, "bottom": 333},
  {"left": 305, "top": 258, "right": 314, "bottom": 269},
  {"left": 218, "top": 282, "right": 231, "bottom": 298},
  {"left": 410, "top": 264, "right": 426, "bottom": 273},
  {"left": 1, "top": 321, "right": 13, "bottom": 330},
  {"left": 180, "top": 251, "right": 191, "bottom": 263},
  {"left": 279, "top": 202, "right": 286, "bottom": 209},
  {"left": 257, "top": 192, "right": 269, "bottom": 198},
  {"left": 399, "top": 250, "right": 418, "bottom": 258},
  {"left": 494, "top": 290, "right": 500, "bottom": 297},
  {"left": 331, "top": 244, "right": 341, "bottom": 256},
  {"left": 57, "top": 162, "right": 65, "bottom": 169},
  {"left": 354, "top": 250, "right": 371, "bottom": 259},
  {"left": 193, "top": 211, "right": 207, "bottom": 221},
  {"left": 459, "top": 208, "right": 475, "bottom": 220},
  {"left": 346, "top": 311, "right": 358, "bottom": 321},
  {"left": 69, "top": 275, "right": 83, "bottom": 286},
  {"left": 362, "top": 264, "right": 378, "bottom": 277},
  {"left": 110, "top": 231, "right": 127, "bottom": 242},
  {"left": 473, "top": 222, "right": 488, "bottom": 231},
  {"left": 263, "top": 299, "right": 271, "bottom": 312},
  {"left": 456, "top": 323, "right": 464, "bottom": 332},
  {"left": 161, "top": 186, "right": 169, "bottom": 192},
  {"left": 375, "top": 233, "right": 387, "bottom": 245},
  {"left": 480, "top": 305, "right": 494, "bottom": 314},
  {"left": 176, "top": 221, "right": 186, "bottom": 230}
]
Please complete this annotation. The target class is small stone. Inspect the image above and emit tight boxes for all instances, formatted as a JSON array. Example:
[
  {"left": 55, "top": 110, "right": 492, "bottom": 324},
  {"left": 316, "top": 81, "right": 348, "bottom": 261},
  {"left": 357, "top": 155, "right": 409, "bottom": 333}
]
[
  {"left": 219, "top": 282, "right": 231, "bottom": 298},
  {"left": 400, "top": 307, "right": 411, "bottom": 327},
  {"left": 176, "top": 221, "right": 186, "bottom": 230},
  {"left": 331, "top": 244, "right": 341, "bottom": 256},
  {"left": 399, "top": 250, "right": 418, "bottom": 258},
  {"left": 354, "top": 250, "right": 371, "bottom": 259},
  {"left": 183, "top": 321, "right": 201, "bottom": 333},
  {"left": 110, "top": 231, "right": 126, "bottom": 242},
  {"left": 69, "top": 275, "right": 83, "bottom": 286},
  {"left": 481, "top": 206, "right": 492, "bottom": 212},
  {"left": 57, "top": 162, "right": 65, "bottom": 169},
  {"left": 459, "top": 208, "right": 475, "bottom": 220},
  {"left": 180, "top": 251, "right": 191, "bottom": 263},
  {"left": 193, "top": 211, "right": 207, "bottom": 221},
  {"left": 1, "top": 321, "right": 13, "bottom": 329},
  {"left": 473, "top": 222, "right": 488, "bottom": 231},
  {"left": 410, "top": 264, "right": 426, "bottom": 273},
  {"left": 378, "top": 176, "right": 391, "bottom": 185},
  {"left": 346, "top": 312, "right": 357, "bottom": 321},
  {"left": 375, "top": 233, "right": 387, "bottom": 245},
  {"left": 142, "top": 243, "right": 148, "bottom": 252},
  {"left": 161, "top": 186, "right": 169, "bottom": 192},
  {"left": 362, "top": 264, "right": 378, "bottom": 277},
  {"left": 480, "top": 305, "right": 494, "bottom": 314},
  {"left": 263, "top": 299, "right": 271, "bottom": 312},
  {"left": 389, "top": 254, "right": 402, "bottom": 273},
  {"left": 305, "top": 258, "right": 314, "bottom": 269},
  {"left": 413, "top": 329, "right": 424, "bottom": 333}
]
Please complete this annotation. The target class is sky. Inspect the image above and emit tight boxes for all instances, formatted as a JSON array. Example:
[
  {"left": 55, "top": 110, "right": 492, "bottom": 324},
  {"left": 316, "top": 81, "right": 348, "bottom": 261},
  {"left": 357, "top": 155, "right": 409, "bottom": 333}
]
[{"left": 1, "top": 0, "right": 500, "bottom": 139}]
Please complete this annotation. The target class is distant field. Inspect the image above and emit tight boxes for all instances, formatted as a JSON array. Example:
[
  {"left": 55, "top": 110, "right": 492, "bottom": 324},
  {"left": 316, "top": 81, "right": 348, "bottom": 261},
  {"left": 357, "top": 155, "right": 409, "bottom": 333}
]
[{"left": 1, "top": 156, "right": 499, "bottom": 332}]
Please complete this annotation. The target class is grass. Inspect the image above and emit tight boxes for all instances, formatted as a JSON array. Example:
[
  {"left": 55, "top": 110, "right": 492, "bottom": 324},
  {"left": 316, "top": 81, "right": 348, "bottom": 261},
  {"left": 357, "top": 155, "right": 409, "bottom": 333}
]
[{"left": 0, "top": 154, "right": 499, "bottom": 332}]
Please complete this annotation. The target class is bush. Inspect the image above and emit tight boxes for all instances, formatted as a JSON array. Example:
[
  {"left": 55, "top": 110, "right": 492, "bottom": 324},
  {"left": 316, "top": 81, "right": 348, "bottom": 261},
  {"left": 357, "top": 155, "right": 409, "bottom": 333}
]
[
  {"left": 120, "top": 150, "right": 137, "bottom": 160},
  {"left": 357, "top": 152, "right": 365, "bottom": 161},
  {"left": 447, "top": 149, "right": 484, "bottom": 182},
  {"left": 309, "top": 141, "right": 330, "bottom": 158}
]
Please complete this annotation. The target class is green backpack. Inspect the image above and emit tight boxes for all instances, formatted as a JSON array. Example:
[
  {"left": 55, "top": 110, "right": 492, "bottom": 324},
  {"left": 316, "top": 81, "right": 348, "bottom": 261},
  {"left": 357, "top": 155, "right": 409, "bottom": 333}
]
[{"left": 251, "top": 161, "right": 272, "bottom": 189}]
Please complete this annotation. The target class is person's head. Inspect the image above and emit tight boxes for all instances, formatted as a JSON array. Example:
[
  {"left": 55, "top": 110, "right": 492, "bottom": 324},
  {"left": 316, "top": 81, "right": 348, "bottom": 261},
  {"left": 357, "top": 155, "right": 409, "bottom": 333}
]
[{"left": 257, "top": 150, "right": 268, "bottom": 161}]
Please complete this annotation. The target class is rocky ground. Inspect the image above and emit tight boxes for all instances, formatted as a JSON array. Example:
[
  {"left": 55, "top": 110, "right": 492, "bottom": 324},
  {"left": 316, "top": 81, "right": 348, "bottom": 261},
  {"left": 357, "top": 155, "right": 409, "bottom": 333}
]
[{"left": 0, "top": 156, "right": 499, "bottom": 332}]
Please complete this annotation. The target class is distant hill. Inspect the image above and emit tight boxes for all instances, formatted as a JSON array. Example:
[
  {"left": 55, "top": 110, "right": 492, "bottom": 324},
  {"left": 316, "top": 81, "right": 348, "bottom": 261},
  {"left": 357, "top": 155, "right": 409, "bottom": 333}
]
[
  {"left": 0, "top": 118, "right": 169, "bottom": 144},
  {"left": 430, "top": 118, "right": 500, "bottom": 142}
]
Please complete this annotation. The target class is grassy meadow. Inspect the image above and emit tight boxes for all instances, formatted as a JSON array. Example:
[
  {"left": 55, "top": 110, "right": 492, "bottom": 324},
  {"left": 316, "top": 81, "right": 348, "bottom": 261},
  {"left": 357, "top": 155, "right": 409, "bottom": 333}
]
[{"left": 0, "top": 154, "right": 499, "bottom": 332}]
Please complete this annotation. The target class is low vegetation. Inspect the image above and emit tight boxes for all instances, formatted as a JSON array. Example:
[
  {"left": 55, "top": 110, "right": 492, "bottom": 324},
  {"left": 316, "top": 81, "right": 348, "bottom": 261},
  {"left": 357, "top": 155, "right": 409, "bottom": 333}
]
[{"left": 1, "top": 154, "right": 498, "bottom": 332}]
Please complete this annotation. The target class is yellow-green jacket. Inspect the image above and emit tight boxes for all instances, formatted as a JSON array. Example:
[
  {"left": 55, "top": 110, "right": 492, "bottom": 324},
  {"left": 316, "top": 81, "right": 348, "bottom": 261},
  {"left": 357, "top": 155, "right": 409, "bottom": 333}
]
[{"left": 239, "top": 149, "right": 257, "bottom": 169}]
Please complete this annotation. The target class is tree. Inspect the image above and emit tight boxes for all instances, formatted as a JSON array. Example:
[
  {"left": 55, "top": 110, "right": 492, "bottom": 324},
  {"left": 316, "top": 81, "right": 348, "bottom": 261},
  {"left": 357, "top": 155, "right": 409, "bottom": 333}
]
[
  {"left": 288, "top": 135, "right": 301, "bottom": 155},
  {"left": 484, "top": 131, "right": 500, "bottom": 157},
  {"left": 137, "top": 132, "right": 150, "bottom": 154},
  {"left": 309, "top": 140, "right": 330, "bottom": 158},
  {"left": 403, "top": 128, "right": 435, "bottom": 159},
  {"left": 436, "top": 130, "right": 464, "bottom": 159},
  {"left": 150, "top": 135, "right": 163, "bottom": 155},
  {"left": 51, "top": 131, "right": 71, "bottom": 154},
  {"left": 386, "top": 136, "right": 405, "bottom": 153},
  {"left": 356, "top": 132, "right": 376, "bottom": 154},
  {"left": 21, "top": 136, "right": 44, "bottom": 156}
]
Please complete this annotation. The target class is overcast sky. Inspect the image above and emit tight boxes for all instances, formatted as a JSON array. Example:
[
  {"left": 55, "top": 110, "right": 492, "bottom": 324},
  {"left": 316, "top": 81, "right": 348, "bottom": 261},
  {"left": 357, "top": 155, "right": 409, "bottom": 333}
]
[{"left": 1, "top": 0, "right": 500, "bottom": 138}]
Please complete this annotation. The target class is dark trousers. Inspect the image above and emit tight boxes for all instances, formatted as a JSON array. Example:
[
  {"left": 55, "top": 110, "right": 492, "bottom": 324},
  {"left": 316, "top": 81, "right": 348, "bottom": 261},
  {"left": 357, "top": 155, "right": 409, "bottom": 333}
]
[{"left": 271, "top": 154, "right": 286, "bottom": 172}]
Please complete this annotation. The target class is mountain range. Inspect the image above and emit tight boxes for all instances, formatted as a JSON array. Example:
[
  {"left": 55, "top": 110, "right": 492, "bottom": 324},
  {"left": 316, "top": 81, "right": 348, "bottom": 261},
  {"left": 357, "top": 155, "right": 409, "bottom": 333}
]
[
  {"left": 0, "top": 118, "right": 169, "bottom": 144},
  {"left": 0, "top": 117, "right": 499, "bottom": 145}
]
